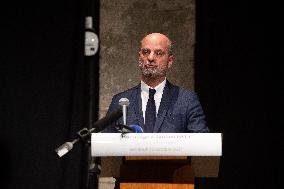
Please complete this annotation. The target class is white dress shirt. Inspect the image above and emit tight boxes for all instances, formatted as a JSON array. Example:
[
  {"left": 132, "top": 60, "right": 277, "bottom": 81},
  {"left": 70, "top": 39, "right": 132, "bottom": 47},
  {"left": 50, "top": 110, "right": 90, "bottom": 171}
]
[{"left": 141, "top": 79, "right": 166, "bottom": 123}]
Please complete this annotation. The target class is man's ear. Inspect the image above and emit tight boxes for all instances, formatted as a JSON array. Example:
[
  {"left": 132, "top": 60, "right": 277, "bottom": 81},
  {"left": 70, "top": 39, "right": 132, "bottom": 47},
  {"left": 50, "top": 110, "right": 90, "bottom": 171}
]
[{"left": 167, "top": 55, "right": 174, "bottom": 68}]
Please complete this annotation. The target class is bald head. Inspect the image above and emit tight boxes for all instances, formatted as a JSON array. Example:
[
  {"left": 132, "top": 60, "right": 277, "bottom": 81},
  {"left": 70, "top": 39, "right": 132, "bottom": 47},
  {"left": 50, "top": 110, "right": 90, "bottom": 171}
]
[
  {"left": 138, "top": 33, "right": 174, "bottom": 87},
  {"left": 141, "top": 33, "right": 173, "bottom": 55}
]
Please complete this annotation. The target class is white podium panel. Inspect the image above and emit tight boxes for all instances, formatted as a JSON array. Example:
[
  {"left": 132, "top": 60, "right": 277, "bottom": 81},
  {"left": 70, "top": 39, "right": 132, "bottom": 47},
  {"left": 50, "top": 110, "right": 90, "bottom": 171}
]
[{"left": 91, "top": 133, "right": 222, "bottom": 157}]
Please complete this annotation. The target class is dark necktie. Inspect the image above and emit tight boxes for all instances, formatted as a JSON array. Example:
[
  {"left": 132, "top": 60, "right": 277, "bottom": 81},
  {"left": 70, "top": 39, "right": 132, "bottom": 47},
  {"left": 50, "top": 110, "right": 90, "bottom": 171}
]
[{"left": 145, "top": 88, "right": 156, "bottom": 133}]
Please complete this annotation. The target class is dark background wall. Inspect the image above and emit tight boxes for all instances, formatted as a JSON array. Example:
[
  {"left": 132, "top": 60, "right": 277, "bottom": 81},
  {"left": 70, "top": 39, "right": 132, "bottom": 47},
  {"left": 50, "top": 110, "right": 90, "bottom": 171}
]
[{"left": 1, "top": 1, "right": 273, "bottom": 189}]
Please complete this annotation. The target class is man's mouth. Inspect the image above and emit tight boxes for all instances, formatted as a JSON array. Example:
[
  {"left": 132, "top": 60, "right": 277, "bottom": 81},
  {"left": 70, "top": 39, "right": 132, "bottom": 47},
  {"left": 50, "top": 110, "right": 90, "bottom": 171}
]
[{"left": 145, "top": 64, "right": 156, "bottom": 69}]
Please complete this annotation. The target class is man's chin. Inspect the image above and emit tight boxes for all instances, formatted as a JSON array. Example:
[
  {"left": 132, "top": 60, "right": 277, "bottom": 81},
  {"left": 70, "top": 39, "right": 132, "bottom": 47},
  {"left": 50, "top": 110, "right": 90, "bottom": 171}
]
[
  {"left": 142, "top": 71, "right": 162, "bottom": 79},
  {"left": 140, "top": 67, "right": 166, "bottom": 79},
  {"left": 141, "top": 71, "right": 154, "bottom": 78}
]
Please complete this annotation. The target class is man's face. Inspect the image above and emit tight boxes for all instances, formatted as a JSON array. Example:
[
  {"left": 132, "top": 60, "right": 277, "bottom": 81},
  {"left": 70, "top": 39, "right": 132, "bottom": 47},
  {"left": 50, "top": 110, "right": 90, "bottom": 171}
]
[{"left": 138, "top": 34, "right": 173, "bottom": 79}]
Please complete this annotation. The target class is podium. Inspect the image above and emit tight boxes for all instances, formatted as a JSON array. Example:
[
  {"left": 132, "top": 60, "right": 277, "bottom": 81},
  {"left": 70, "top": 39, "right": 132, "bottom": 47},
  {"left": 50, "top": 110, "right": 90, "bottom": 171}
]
[{"left": 91, "top": 133, "right": 222, "bottom": 189}]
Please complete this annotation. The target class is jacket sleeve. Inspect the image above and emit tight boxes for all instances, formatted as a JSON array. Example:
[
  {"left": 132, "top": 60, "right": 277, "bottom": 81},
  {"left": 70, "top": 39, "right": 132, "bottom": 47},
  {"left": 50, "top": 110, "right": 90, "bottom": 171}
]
[
  {"left": 186, "top": 92, "right": 209, "bottom": 133},
  {"left": 100, "top": 95, "right": 121, "bottom": 133}
]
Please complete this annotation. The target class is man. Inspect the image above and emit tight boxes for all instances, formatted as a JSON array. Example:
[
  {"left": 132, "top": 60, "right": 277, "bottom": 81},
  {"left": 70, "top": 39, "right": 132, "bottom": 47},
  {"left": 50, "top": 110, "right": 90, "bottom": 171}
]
[{"left": 104, "top": 33, "right": 209, "bottom": 133}]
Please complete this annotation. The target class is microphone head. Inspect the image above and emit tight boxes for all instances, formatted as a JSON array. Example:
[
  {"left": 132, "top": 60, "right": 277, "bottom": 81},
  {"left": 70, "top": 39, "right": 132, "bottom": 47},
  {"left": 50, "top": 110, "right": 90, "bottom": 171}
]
[
  {"left": 119, "top": 98, "right": 130, "bottom": 106},
  {"left": 129, "top": 124, "right": 144, "bottom": 133}
]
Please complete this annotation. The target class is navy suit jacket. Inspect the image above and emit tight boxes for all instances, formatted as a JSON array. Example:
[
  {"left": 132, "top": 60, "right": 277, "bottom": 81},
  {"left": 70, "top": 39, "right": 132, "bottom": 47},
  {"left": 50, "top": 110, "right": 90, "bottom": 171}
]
[{"left": 103, "top": 80, "right": 209, "bottom": 133}]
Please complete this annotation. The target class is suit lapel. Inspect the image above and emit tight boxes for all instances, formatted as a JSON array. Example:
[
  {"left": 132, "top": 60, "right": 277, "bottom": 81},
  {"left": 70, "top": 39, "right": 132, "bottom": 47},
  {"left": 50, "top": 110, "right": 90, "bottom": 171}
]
[
  {"left": 153, "top": 81, "right": 172, "bottom": 132},
  {"left": 132, "top": 84, "right": 144, "bottom": 128}
]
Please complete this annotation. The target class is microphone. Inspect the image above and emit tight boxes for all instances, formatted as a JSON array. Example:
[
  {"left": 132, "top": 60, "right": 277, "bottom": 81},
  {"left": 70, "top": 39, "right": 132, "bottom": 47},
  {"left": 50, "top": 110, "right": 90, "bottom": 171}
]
[
  {"left": 119, "top": 98, "right": 130, "bottom": 125},
  {"left": 129, "top": 124, "right": 144, "bottom": 133},
  {"left": 55, "top": 108, "right": 122, "bottom": 157},
  {"left": 90, "top": 108, "right": 123, "bottom": 133},
  {"left": 55, "top": 138, "right": 79, "bottom": 157}
]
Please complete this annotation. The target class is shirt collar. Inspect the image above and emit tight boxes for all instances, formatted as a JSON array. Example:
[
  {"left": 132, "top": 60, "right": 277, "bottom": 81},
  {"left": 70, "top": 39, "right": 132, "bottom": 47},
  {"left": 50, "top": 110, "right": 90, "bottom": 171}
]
[{"left": 141, "top": 78, "right": 167, "bottom": 95}]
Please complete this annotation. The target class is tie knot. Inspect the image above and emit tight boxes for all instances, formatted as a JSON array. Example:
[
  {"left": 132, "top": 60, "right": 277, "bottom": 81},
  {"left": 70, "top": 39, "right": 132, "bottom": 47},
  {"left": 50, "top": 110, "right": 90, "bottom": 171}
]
[{"left": 149, "top": 88, "right": 156, "bottom": 97}]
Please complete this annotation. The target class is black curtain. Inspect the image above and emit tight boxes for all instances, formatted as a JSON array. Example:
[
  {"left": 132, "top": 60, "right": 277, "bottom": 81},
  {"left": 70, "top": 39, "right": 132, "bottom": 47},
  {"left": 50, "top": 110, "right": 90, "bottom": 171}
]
[
  {"left": 195, "top": 1, "right": 274, "bottom": 189},
  {"left": 1, "top": 1, "right": 99, "bottom": 189}
]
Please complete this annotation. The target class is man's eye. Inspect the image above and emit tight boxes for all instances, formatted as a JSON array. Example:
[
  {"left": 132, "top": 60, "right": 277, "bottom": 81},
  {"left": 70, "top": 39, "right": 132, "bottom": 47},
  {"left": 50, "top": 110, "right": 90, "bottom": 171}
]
[
  {"left": 155, "top": 51, "right": 164, "bottom": 56},
  {"left": 142, "top": 49, "right": 150, "bottom": 55},
  {"left": 156, "top": 51, "right": 162, "bottom": 55}
]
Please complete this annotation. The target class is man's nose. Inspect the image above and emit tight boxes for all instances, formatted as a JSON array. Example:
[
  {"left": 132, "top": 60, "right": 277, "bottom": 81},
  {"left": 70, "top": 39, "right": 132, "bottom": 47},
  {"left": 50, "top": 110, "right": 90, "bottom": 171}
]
[{"left": 147, "top": 52, "right": 155, "bottom": 61}]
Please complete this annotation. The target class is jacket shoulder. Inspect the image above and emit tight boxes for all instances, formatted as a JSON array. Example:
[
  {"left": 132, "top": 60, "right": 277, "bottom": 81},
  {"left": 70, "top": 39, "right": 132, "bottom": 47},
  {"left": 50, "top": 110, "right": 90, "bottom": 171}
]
[
  {"left": 167, "top": 81, "right": 198, "bottom": 99},
  {"left": 112, "top": 84, "right": 140, "bottom": 100}
]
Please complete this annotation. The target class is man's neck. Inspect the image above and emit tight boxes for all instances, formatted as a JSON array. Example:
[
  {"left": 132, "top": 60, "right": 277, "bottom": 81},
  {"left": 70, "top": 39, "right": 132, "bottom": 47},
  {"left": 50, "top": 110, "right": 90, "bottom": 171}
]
[{"left": 141, "top": 76, "right": 166, "bottom": 88}]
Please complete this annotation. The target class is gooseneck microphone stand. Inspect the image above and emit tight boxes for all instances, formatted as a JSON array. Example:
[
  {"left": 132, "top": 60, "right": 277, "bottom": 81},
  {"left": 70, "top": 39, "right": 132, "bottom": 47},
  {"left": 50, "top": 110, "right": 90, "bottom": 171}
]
[{"left": 54, "top": 114, "right": 130, "bottom": 188}]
